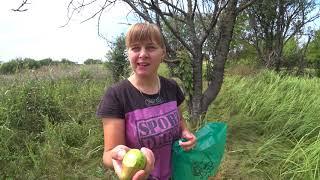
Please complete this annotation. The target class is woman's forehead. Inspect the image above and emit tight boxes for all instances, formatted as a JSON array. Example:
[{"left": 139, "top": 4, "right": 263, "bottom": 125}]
[{"left": 129, "top": 40, "right": 159, "bottom": 46}]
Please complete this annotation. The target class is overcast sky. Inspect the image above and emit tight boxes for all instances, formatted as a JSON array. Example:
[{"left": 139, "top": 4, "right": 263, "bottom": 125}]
[{"left": 0, "top": 0, "right": 134, "bottom": 64}]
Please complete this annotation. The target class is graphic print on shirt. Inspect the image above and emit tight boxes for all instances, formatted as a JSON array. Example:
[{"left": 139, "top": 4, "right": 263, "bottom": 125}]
[
  {"left": 125, "top": 101, "right": 181, "bottom": 150},
  {"left": 137, "top": 108, "right": 180, "bottom": 149}
]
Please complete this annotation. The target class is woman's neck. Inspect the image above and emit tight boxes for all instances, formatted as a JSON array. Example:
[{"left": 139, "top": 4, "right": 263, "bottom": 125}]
[{"left": 129, "top": 74, "right": 160, "bottom": 94}]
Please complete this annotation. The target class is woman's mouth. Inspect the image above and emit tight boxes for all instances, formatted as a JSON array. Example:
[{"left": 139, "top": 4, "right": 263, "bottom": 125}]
[{"left": 137, "top": 62, "right": 150, "bottom": 67}]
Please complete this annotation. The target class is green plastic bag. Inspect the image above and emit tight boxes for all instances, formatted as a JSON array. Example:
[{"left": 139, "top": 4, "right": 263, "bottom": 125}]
[{"left": 172, "top": 122, "right": 227, "bottom": 180}]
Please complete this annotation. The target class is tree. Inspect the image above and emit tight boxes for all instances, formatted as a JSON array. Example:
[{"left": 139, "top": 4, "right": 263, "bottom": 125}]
[
  {"left": 106, "top": 34, "right": 129, "bottom": 82},
  {"left": 71, "top": 0, "right": 257, "bottom": 125},
  {"left": 84, "top": 59, "right": 103, "bottom": 65},
  {"left": 13, "top": 0, "right": 256, "bottom": 125},
  {"left": 246, "top": 0, "right": 320, "bottom": 71},
  {"left": 307, "top": 29, "right": 320, "bottom": 76}
]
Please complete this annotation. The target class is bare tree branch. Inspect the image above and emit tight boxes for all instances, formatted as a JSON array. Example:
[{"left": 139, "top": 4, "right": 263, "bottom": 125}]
[
  {"left": 123, "top": 0, "right": 153, "bottom": 22},
  {"left": 12, "top": 0, "right": 30, "bottom": 12},
  {"left": 160, "top": 0, "right": 188, "bottom": 17},
  {"left": 199, "top": 0, "right": 227, "bottom": 46},
  {"left": 236, "top": 0, "right": 256, "bottom": 13}
]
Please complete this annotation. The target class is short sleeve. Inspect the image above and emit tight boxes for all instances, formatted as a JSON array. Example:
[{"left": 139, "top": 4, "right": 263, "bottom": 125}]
[{"left": 96, "top": 86, "right": 125, "bottom": 119}]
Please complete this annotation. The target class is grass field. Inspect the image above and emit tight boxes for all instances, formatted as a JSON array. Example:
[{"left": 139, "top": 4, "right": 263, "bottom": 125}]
[{"left": 0, "top": 64, "right": 319, "bottom": 179}]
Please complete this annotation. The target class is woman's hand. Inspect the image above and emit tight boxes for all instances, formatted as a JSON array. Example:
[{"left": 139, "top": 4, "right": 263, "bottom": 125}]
[
  {"left": 110, "top": 145, "right": 130, "bottom": 177},
  {"left": 132, "top": 147, "right": 155, "bottom": 180},
  {"left": 111, "top": 145, "right": 155, "bottom": 180},
  {"left": 179, "top": 129, "right": 197, "bottom": 151}
]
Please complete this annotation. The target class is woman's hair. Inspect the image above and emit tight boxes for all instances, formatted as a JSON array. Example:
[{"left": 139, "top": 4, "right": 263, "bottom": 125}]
[{"left": 125, "top": 23, "right": 166, "bottom": 51}]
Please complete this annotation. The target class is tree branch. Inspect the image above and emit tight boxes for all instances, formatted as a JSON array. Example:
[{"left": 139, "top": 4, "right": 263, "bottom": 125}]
[
  {"left": 124, "top": 0, "right": 153, "bottom": 22},
  {"left": 12, "top": 0, "right": 30, "bottom": 12},
  {"left": 160, "top": 0, "right": 188, "bottom": 17},
  {"left": 148, "top": 0, "right": 194, "bottom": 54},
  {"left": 236, "top": 0, "right": 257, "bottom": 14},
  {"left": 199, "top": 0, "right": 227, "bottom": 46}
]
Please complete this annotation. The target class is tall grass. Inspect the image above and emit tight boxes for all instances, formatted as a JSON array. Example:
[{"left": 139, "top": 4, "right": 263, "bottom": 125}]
[
  {"left": 0, "top": 65, "right": 116, "bottom": 179},
  {"left": 1, "top": 65, "right": 319, "bottom": 179},
  {"left": 211, "top": 70, "right": 320, "bottom": 179}
]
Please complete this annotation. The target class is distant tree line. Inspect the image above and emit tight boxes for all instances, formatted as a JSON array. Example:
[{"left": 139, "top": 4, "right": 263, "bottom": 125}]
[{"left": 0, "top": 58, "right": 103, "bottom": 75}]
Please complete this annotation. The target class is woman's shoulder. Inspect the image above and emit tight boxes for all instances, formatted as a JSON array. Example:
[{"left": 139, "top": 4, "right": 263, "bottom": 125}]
[
  {"left": 111, "top": 79, "right": 130, "bottom": 88},
  {"left": 106, "top": 79, "right": 131, "bottom": 94},
  {"left": 160, "top": 76, "right": 181, "bottom": 88}
]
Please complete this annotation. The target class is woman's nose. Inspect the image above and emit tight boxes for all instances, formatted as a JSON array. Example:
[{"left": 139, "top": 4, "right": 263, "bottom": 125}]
[{"left": 139, "top": 47, "right": 148, "bottom": 58}]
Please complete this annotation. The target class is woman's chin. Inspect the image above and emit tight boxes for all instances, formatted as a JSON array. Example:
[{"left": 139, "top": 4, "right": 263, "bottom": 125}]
[{"left": 134, "top": 70, "right": 152, "bottom": 77}]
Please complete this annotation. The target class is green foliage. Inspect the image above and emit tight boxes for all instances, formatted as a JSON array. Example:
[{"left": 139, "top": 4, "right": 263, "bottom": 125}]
[
  {"left": 282, "top": 38, "right": 300, "bottom": 67},
  {"left": 23, "top": 58, "right": 41, "bottom": 69},
  {"left": 0, "top": 58, "right": 74, "bottom": 75},
  {"left": 60, "top": 58, "right": 76, "bottom": 65},
  {"left": 228, "top": 13, "right": 257, "bottom": 63},
  {"left": 174, "top": 50, "right": 193, "bottom": 98},
  {"left": 0, "top": 58, "right": 42, "bottom": 74},
  {"left": 0, "top": 72, "right": 109, "bottom": 178},
  {"left": 0, "top": 58, "right": 26, "bottom": 74},
  {"left": 79, "top": 67, "right": 93, "bottom": 79},
  {"left": 39, "top": 58, "right": 59, "bottom": 66},
  {"left": 2, "top": 80, "right": 68, "bottom": 134},
  {"left": 84, "top": 59, "right": 103, "bottom": 65},
  {"left": 1, "top": 66, "right": 319, "bottom": 179},
  {"left": 307, "top": 30, "right": 320, "bottom": 76},
  {"left": 209, "top": 70, "right": 320, "bottom": 179},
  {"left": 157, "top": 63, "right": 170, "bottom": 77},
  {"left": 106, "top": 34, "right": 129, "bottom": 82},
  {"left": 307, "top": 30, "right": 320, "bottom": 62}
]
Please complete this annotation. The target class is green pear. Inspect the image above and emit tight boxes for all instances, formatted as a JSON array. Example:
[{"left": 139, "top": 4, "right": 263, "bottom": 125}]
[{"left": 119, "top": 149, "right": 147, "bottom": 180}]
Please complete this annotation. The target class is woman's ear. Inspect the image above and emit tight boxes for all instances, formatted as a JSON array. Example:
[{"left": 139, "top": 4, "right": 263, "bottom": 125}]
[{"left": 161, "top": 49, "right": 166, "bottom": 60}]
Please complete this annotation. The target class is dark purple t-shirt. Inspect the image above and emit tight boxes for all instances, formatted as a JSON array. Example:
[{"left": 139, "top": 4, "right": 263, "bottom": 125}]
[{"left": 96, "top": 76, "right": 184, "bottom": 180}]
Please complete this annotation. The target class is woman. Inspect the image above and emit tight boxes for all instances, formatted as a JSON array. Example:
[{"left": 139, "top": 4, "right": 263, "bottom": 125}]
[{"left": 96, "top": 22, "right": 196, "bottom": 180}]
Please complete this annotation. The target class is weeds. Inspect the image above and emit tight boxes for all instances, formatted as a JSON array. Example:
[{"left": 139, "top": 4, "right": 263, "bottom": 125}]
[{"left": 0, "top": 66, "right": 319, "bottom": 179}]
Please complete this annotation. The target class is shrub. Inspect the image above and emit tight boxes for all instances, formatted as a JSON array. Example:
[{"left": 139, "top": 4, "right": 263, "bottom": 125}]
[
  {"left": 84, "top": 59, "right": 103, "bottom": 65},
  {"left": 39, "top": 58, "right": 59, "bottom": 66},
  {"left": 4, "top": 80, "right": 68, "bottom": 134},
  {"left": 0, "top": 60, "right": 18, "bottom": 74},
  {"left": 106, "top": 34, "right": 129, "bottom": 82},
  {"left": 60, "top": 58, "right": 76, "bottom": 65},
  {"left": 23, "top": 58, "right": 40, "bottom": 70}
]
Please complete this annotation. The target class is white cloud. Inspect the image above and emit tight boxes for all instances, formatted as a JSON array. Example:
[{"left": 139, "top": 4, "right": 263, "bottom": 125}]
[{"left": 0, "top": 0, "right": 133, "bottom": 63}]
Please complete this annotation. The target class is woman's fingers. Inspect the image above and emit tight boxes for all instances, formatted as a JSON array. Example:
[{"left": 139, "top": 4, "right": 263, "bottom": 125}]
[
  {"left": 111, "top": 145, "right": 130, "bottom": 160},
  {"left": 111, "top": 145, "right": 130, "bottom": 176},
  {"left": 139, "top": 147, "right": 155, "bottom": 177},
  {"left": 132, "top": 170, "right": 146, "bottom": 180},
  {"left": 179, "top": 131, "right": 197, "bottom": 151},
  {"left": 140, "top": 147, "right": 155, "bottom": 170}
]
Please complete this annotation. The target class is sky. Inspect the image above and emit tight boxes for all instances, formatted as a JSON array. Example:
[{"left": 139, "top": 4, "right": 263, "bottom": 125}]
[{"left": 0, "top": 0, "right": 134, "bottom": 64}]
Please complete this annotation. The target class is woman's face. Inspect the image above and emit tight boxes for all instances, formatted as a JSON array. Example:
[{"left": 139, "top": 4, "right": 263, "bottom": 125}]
[{"left": 128, "top": 40, "right": 165, "bottom": 78}]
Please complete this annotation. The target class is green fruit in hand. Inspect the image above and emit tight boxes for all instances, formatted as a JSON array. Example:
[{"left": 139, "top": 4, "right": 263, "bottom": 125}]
[{"left": 120, "top": 149, "right": 147, "bottom": 180}]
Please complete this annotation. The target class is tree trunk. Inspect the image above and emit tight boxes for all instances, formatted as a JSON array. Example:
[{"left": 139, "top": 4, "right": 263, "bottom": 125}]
[
  {"left": 274, "top": 0, "right": 285, "bottom": 72},
  {"left": 201, "top": 0, "right": 238, "bottom": 117},
  {"left": 189, "top": 20, "right": 204, "bottom": 126},
  {"left": 190, "top": 54, "right": 204, "bottom": 126}
]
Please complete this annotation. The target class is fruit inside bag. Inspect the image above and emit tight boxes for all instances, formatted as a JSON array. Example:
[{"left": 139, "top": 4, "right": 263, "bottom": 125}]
[{"left": 172, "top": 122, "right": 227, "bottom": 180}]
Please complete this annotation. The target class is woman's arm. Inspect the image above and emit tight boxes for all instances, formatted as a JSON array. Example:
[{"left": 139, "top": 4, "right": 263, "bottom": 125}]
[
  {"left": 102, "top": 118, "right": 155, "bottom": 180},
  {"left": 102, "top": 117, "right": 126, "bottom": 168}
]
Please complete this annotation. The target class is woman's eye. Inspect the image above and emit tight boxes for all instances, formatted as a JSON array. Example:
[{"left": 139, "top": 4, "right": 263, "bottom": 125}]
[{"left": 131, "top": 47, "right": 140, "bottom": 51}]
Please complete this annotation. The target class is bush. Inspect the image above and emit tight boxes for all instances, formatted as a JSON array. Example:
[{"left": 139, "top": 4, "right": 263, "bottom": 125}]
[
  {"left": 23, "top": 58, "right": 40, "bottom": 70},
  {"left": 106, "top": 34, "right": 129, "bottom": 82},
  {"left": 3, "top": 80, "right": 68, "bottom": 134},
  {"left": 60, "top": 58, "right": 76, "bottom": 65},
  {"left": 84, "top": 59, "right": 103, "bottom": 65},
  {"left": 0, "top": 58, "right": 42, "bottom": 74},
  {"left": 39, "top": 58, "right": 59, "bottom": 66}
]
